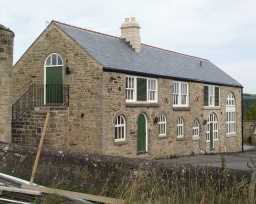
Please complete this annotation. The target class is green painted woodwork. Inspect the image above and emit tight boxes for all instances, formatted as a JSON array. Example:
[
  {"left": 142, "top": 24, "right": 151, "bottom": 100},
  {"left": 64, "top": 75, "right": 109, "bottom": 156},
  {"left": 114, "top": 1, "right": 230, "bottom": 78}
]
[
  {"left": 46, "top": 67, "right": 63, "bottom": 104},
  {"left": 137, "top": 114, "right": 147, "bottom": 153},
  {"left": 137, "top": 78, "right": 147, "bottom": 101}
]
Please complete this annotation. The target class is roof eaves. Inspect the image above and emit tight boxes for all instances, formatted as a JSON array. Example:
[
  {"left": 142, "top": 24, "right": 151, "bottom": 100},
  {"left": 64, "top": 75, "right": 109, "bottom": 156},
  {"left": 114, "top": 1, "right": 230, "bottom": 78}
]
[{"left": 103, "top": 66, "right": 243, "bottom": 88}]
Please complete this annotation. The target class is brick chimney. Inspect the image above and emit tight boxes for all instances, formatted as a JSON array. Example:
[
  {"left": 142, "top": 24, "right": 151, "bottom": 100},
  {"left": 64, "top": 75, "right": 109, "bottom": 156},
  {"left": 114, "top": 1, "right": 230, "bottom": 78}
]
[{"left": 121, "top": 17, "right": 141, "bottom": 52}]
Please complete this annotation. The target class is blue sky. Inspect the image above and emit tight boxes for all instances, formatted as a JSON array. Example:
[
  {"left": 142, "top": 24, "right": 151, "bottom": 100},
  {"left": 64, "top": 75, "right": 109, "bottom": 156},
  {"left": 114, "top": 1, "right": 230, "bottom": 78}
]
[{"left": 1, "top": 0, "right": 255, "bottom": 93}]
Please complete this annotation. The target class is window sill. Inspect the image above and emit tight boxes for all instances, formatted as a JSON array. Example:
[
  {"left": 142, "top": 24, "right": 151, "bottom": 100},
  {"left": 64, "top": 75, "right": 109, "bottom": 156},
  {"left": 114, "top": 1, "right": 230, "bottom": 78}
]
[
  {"left": 203, "top": 106, "right": 221, "bottom": 110},
  {"left": 176, "top": 137, "right": 185, "bottom": 141},
  {"left": 158, "top": 135, "right": 168, "bottom": 139},
  {"left": 192, "top": 136, "right": 200, "bottom": 141},
  {"left": 126, "top": 103, "right": 159, "bottom": 108},
  {"left": 113, "top": 140, "right": 127, "bottom": 146},
  {"left": 226, "top": 133, "right": 236, "bottom": 138},
  {"left": 173, "top": 107, "right": 191, "bottom": 111}
]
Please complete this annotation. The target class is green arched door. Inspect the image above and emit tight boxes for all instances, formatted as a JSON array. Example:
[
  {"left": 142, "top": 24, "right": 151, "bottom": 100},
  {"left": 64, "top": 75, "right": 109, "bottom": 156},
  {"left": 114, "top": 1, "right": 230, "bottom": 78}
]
[{"left": 137, "top": 114, "right": 147, "bottom": 154}]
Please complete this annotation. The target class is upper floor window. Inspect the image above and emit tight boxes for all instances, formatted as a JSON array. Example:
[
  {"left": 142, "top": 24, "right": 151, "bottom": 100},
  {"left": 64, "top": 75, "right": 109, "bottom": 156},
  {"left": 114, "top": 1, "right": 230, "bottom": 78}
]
[
  {"left": 45, "top": 53, "right": 63, "bottom": 67},
  {"left": 204, "top": 85, "right": 220, "bottom": 107},
  {"left": 172, "top": 81, "right": 189, "bottom": 107},
  {"left": 192, "top": 119, "right": 200, "bottom": 139},
  {"left": 114, "top": 115, "right": 126, "bottom": 142},
  {"left": 226, "top": 93, "right": 236, "bottom": 135},
  {"left": 158, "top": 114, "right": 167, "bottom": 137},
  {"left": 177, "top": 117, "right": 184, "bottom": 138},
  {"left": 125, "top": 76, "right": 158, "bottom": 103}
]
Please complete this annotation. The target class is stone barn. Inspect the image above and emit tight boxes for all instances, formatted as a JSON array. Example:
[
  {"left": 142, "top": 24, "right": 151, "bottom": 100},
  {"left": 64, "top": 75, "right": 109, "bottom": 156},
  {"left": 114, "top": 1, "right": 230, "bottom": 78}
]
[{"left": 0, "top": 17, "right": 243, "bottom": 158}]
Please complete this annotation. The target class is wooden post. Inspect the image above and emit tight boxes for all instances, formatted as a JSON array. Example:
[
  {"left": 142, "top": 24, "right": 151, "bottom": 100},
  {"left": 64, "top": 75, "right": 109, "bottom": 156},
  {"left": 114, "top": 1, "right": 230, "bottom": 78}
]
[{"left": 30, "top": 112, "right": 50, "bottom": 183}]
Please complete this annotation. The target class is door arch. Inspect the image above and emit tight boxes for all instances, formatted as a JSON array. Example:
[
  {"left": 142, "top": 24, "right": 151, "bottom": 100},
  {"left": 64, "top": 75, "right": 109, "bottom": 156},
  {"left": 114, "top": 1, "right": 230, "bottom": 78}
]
[
  {"left": 137, "top": 113, "right": 148, "bottom": 154},
  {"left": 44, "top": 53, "right": 64, "bottom": 105}
]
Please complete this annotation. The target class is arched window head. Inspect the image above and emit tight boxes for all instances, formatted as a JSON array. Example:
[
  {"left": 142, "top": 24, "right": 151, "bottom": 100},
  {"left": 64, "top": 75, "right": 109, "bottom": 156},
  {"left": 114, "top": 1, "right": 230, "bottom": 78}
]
[
  {"left": 45, "top": 53, "right": 63, "bottom": 67},
  {"left": 192, "top": 119, "right": 200, "bottom": 139},
  {"left": 177, "top": 117, "right": 184, "bottom": 138},
  {"left": 206, "top": 113, "right": 218, "bottom": 141},
  {"left": 158, "top": 113, "right": 167, "bottom": 137},
  {"left": 226, "top": 93, "right": 236, "bottom": 135},
  {"left": 226, "top": 93, "right": 235, "bottom": 106},
  {"left": 114, "top": 115, "right": 126, "bottom": 142}
]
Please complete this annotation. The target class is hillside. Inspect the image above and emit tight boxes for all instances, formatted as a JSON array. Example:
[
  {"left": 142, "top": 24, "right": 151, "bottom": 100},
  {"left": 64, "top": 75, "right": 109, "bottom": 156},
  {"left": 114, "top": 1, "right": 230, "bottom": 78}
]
[{"left": 243, "top": 93, "right": 256, "bottom": 113}]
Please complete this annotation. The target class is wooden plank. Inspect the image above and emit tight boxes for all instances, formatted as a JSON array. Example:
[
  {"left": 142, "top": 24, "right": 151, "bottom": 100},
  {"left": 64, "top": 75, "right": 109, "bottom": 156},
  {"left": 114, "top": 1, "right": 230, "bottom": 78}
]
[
  {"left": 0, "top": 186, "right": 41, "bottom": 196},
  {"left": 0, "top": 198, "right": 32, "bottom": 204},
  {"left": 27, "top": 185, "right": 125, "bottom": 204},
  {"left": 30, "top": 112, "right": 50, "bottom": 183}
]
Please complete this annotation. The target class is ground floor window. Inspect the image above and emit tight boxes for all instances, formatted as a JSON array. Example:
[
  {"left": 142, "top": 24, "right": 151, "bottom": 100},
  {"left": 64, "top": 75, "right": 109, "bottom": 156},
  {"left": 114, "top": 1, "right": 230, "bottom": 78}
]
[{"left": 114, "top": 115, "right": 126, "bottom": 142}]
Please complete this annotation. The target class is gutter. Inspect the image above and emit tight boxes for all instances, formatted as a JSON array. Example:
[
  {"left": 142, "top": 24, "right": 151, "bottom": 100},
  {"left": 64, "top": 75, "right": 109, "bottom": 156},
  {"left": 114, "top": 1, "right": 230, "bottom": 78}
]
[{"left": 103, "top": 67, "right": 243, "bottom": 89}]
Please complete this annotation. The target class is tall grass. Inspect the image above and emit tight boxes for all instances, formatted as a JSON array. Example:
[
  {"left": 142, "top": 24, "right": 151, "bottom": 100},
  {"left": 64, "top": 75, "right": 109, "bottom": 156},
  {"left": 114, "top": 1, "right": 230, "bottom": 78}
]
[{"left": 118, "top": 166, "right": 255, "bottom": 204}]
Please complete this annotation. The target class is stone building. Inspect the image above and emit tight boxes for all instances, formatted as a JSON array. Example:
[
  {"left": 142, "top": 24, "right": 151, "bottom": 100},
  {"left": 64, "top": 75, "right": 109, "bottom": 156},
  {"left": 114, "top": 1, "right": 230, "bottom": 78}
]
[{"left": 2, "top": 18, "right": 243, "bottom": 158}]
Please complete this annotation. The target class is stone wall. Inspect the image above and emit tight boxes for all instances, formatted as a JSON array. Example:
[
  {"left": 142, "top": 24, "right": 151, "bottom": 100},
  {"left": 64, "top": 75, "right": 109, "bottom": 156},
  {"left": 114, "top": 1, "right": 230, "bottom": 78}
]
[
  {"left": 102, "top": 72, "right": 242, "bottom": 158},
  {"left": 12, "top": 23, "right": 103, "bottom": 153},
  {"left": 243, "top": 121, "right": 256, "bottom": 145},
  {"left": 0, "top": 26, "right": 14, "bottom": 143}
]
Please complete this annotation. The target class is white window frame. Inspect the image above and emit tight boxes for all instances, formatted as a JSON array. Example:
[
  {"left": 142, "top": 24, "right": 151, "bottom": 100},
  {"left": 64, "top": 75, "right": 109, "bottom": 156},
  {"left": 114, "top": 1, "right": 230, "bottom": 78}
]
[
  {"left": 158, "top": 114, "right": 167, "bottom": 137},
  {"left": 204, "top": 85, "right": 220, "bottom": 107},
  {"left": 172, "top": 81, "right": 189, "bottom": 107},
  {"left": 192, "top": 119, "right": 200, "bottom": 140},
  {"left": 125, "top": 76, "right": 136, "bottom": 102},
  {"left": 226, "top": 93, "right": 236, "bottom": 135},
  {"left": 125, "top": 76, "right": 158, "bottom": 103},
  {"left": 114, "top": 115, "right": 126, "bottom": 142},
  {"left": 177, "top": 117, "right": 184, "bottom": 138},
  {"left": 206, "top": 113, "right": 218, "bottom": 142}
]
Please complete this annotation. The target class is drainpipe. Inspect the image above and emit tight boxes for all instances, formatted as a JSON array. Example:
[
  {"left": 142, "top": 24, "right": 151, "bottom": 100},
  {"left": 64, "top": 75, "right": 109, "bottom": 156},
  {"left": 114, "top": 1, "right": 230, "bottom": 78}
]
[{"left": 241, "top": 87, "right": 244, "bottom": 152}]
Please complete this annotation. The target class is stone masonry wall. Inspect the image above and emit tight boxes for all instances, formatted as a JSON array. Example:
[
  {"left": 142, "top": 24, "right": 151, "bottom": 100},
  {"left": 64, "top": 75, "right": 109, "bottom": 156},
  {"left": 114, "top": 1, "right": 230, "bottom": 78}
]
[
  {"left": 102, "top": 72, "right": 242, "bottom": 158},
  {"left": 243, "top": 121, "right": 256, "bottom": 145},
  {"left": 12, "top": 23, "right": 103, "bottom": 153},
  {"left": 0, "top": 27, "right": 14, "bottom": 143}
]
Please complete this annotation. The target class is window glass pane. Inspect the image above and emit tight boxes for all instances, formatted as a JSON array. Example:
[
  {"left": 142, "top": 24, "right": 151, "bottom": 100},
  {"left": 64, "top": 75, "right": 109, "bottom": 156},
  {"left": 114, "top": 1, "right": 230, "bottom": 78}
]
[
  {"left": 204, "top": 86, "right": 209, "bottom": 106},
  {"left": 215, "top": 87, "right": 220, "bottom": 106},
  {"left": 137, "top": 78, "right": 147, "bottom": 101}
]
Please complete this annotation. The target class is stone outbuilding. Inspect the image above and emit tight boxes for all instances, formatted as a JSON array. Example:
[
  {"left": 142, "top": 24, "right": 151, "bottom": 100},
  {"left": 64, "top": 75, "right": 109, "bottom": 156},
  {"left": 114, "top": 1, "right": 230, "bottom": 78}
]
[{"left": 1, "top": 18, "right": 243, "bottom": 158}]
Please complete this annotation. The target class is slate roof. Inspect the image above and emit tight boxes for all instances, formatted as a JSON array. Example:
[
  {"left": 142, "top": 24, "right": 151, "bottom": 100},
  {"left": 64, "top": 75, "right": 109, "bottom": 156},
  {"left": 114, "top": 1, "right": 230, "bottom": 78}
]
[{"left": 54, "top": 21, "right": 242, "bottom": 87}]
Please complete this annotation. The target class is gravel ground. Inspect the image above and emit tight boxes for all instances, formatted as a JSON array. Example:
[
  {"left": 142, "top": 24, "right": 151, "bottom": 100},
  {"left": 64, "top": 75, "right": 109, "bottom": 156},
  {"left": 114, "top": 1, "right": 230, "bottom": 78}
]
[{"left": 157, "top": 149, "right": 256, "bottom": 171}]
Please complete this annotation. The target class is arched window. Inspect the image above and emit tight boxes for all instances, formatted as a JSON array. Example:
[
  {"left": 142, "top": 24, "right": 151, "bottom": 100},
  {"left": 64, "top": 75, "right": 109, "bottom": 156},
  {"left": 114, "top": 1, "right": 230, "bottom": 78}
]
[
  {"left": 45, "top": 53, "right": 64, "bottom": 67},
  {"left": 114, "top": 115, "right": 126, "bottom": 142},
  {"left": 206, "top": 113, "right": 218, "bottom": 142},
  {"left": 226, "top": 93, "right": 236, "bottom": 135},
  {"left": 158, "top": 114, "right": 167, "bottom": 137},
  {"left": 192, "top": 119, "right": 200, "bottom": 139},
  {"left": 177, "top": 117, "right": 184, "bottom": 138}
]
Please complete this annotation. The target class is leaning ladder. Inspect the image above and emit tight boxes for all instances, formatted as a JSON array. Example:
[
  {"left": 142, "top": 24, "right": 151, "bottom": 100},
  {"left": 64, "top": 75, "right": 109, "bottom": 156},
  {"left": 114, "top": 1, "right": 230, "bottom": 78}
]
[{"left": 30, "top": 112, "right": 50, "bottom": 183}]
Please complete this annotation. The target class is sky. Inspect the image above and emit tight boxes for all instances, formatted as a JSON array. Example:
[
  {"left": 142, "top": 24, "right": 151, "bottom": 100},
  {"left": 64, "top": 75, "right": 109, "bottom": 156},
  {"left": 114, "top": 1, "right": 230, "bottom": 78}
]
[{"left": 0, "top": 0, "right": 255, "bottom": 93}]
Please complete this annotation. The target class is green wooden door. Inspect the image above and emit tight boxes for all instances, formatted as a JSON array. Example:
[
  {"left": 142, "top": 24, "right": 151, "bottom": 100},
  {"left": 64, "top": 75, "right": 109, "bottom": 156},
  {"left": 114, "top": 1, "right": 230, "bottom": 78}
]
[
  {"left": 46, "top": 67, "right": 63, "bottom": 104},
  {"left": 137, "top": 114, "right": 147, "bottom": 153}
]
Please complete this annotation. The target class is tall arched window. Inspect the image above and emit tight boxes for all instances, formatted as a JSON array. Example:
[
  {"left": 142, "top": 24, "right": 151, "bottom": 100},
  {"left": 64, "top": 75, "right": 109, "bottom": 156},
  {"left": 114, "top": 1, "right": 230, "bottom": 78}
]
[
  {"left": 158, "top": 114, "right": 167, "bottom": 137},
  {"left": 206, "top": 113, "right": 218, "bottom": 142},
  {"left": 192, "top": 119, "right": 200, "bottom": 139},
  {"left": 177, "top": 117, "right": 184, "bottom": 138},
  {"left": 44, "top": 53, "right": 64, "bottom": 105},
  {"left": 226, "top": 93, "right": 236, "bottom": 135},
  {"left": 114, "top": 115, "right": 126, "bottom": 142}
]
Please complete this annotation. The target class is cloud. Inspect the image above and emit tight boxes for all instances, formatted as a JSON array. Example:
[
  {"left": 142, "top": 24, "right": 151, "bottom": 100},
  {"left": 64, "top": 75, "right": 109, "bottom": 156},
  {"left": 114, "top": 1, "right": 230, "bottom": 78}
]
[{"left": 0, "top": 0, "right": 255, "bottom": 92}]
